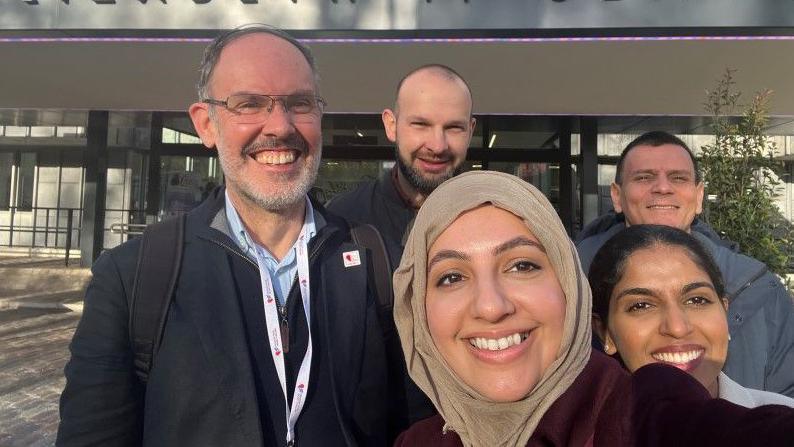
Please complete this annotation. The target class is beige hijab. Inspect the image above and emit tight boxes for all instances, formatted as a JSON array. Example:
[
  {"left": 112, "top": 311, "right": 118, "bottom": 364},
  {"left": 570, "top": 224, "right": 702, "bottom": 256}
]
[{"left": 393, "top": 170, "right": 592, "bottom": 447}]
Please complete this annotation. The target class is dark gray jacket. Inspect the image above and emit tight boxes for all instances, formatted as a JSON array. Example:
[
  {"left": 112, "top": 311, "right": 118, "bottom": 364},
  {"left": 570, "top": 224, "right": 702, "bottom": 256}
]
[
  {"left": 58, "top": 187, "right": 391, "bottom": 446},
  {"left": 576, "top": 214, "right": 794, "bottom": 397},
  {"left": 327, "top": 169, "right": 416, "bottom": 270},
  {"left": 327, "top": 168, "right": 435, "bottom": 427}
]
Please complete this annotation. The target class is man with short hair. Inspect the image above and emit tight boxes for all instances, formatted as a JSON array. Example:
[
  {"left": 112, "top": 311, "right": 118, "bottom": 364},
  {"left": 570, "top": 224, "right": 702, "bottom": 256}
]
[
  {"left": 577, "top": 130, "right": 794, "bottom": 397},
  {"left": 328, "top": 64, "right": 476, "bottom": 268},
  {"left": 327, "top": 64, "right": 474, "bottom": 428},
  {"left": 59, "top": 25, "right": 393, "bottom": 446}
]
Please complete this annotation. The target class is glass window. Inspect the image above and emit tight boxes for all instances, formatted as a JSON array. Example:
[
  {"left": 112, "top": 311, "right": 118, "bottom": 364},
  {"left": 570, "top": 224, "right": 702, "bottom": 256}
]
[
  {"left": 59, "top": 150, "right": 83, "bottom": 209},
  {"left": 0, "top": 153, "right": 12, "bottom": 209},
  {"left": 17, "top": 152, "right": 36, "bottom": 210},
  {"left": 108, "top": 112, "right": 152, "bottom": 150},
  {"left": 36, "top": 151, "right": 60, "bottom": 208},
  {"left": 159, "top": 155, "right": 223, "bottom": 219},
  {"left": 486, "top": 116, "right": 562, "bottom": 150},
  {"left": 488, "top": 162, "right": 560, "bottom": 210},
  {"left": 314, "top": 159, "right": 389, "bottom": 203},
  {"left": 323, "top": 115, "right": 389, "bottom": 147}
]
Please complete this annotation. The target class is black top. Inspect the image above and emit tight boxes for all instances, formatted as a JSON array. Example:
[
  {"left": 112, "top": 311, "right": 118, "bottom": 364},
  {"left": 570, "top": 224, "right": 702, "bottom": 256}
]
[
  {"left": 327, "top": 169, "right": 436, "bottom": 431},
  {"left": 327, "top": 169, "right": 417, "bottom": 269}
]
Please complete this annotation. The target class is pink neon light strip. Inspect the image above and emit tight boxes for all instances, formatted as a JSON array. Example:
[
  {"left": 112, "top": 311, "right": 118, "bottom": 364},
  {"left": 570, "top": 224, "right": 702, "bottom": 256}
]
[{"left": 2, "top": 35, "right": 794, "bottom": 44}]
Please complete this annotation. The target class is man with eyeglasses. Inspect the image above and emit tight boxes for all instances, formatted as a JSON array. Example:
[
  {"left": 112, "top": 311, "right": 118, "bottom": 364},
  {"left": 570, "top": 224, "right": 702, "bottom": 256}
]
[{"left": 59, "top": 25, "right": 394, "bottom": 446}]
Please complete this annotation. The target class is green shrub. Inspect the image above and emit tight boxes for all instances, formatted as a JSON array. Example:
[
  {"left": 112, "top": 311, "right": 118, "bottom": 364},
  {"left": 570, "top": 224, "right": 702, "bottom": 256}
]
[{"left": 701, "top": 69, "right": 793, "bottom": 287}]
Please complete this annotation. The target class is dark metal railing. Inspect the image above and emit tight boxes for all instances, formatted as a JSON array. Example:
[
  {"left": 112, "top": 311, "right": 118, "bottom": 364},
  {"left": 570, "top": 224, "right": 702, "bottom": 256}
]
[
  {"left": 0, "top": 206, "right": 82, "bottom": 265},
  {"left": 104, "top": 208, "right": 148, "bottom": 247}
]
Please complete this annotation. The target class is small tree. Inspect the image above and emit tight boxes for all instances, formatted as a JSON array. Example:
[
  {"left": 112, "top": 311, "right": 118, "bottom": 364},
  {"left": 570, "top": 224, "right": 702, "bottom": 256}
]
[{"left": 701, "top": 69, "right": 793, "bottom": 281}]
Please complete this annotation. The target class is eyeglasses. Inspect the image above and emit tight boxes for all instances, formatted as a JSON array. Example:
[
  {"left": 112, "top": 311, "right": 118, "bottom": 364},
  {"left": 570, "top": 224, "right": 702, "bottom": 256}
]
[{"left": 202, "top": 93, "right": 326, "bottom": 124}]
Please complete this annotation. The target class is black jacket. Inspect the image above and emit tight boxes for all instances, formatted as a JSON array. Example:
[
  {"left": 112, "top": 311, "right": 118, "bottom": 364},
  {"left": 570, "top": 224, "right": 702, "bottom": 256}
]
[
  {"left": 327, "top": 169, "right": 416, "bottom": 269},
  {"left": 58, "top": 187, "right": 390, "bottom": 446},
  {"left": 327, "top": 169, "right": 436, "bottom": 426}
]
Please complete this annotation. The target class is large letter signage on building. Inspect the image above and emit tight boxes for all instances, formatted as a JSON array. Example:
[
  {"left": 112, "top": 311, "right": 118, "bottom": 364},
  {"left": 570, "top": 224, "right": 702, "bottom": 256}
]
[{"left": 6, "top": 0, "right": 794, "bottom": 31}]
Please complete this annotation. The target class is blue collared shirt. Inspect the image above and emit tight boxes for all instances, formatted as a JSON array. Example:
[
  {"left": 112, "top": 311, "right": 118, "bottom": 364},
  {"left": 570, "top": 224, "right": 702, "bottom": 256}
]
[{"left": 225, "top": 191, "right": 321, "bottom": 305}]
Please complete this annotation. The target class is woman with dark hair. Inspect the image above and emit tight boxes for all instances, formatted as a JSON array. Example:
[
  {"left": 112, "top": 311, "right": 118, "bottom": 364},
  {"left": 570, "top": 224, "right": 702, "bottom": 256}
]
[
  {"left": 392, "top": 171, "right": 794, "bottom": 446},
  {"left": 590, "top": 224, "right": 794, "bottom": 407}
]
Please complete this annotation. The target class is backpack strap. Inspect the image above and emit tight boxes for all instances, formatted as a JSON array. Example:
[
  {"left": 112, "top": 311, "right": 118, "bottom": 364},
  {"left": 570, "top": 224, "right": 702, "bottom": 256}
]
[
  {"left": 350, "top": 223, "right": 393, "bottom": 332},
  {"left": 129, "top": 214, "right": 186, "bottom": 383}
]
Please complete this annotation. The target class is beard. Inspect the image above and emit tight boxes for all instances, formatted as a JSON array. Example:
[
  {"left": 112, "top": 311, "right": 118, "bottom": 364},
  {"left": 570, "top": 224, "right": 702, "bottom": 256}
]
[
  {"left": 395, "top": 146, "right": 463, "bottom": 196},
  {"left": 217, "top": 131, "right": 321, "bottom": 212}
]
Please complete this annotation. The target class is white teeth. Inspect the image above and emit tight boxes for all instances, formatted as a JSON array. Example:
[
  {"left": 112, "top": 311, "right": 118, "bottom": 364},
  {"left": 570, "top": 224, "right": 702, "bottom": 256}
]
[
  {"left": 253, "top": 151, "right": 296, "bottom": 165},
  {"left": 469, "top": 332, "right": 528, "bottom": 351},
  {"left": 652, "top": 350, "right": 703, "bottom": 364}
]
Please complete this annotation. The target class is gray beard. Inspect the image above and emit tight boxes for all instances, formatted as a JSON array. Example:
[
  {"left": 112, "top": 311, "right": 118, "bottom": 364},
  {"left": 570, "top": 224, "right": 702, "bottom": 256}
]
[
  {"left": 238, "top": 165, "right": 318, "bottom": 211},
  {"left": 217, "top": 137, "right": 321, "bottom": 212}
]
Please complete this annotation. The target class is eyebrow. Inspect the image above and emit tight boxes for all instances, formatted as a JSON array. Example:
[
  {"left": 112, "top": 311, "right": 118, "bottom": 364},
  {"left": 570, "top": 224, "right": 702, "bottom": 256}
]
[
  {"left": 403, "top": 115, "right": 469, "bottom": 127},
  {"left": 681, "top": 282, "right": 716, "bottom": 294},
  {"left": 614, "top": 282, "right": 716, "bottom": 302},
  {"left": 428, "top": 250, "right": 468, "bottom": 271},
  {"left": 628, "top": 169, "right": 693, "bottom": 177},
  {"left": 445, "top": 120, "right": 470, "bottom": 128},
  {"left": 230, "top": 89, "right": 316, "bottom": 97},
  {"left": 494, "top": 236, "right": 545, "bottom": 255},
  {"left": 614, "top": 287, "right": 655, "bottom": 302},
  {"left": 427, "top": 236, "right": 544, "bottom": 270}
]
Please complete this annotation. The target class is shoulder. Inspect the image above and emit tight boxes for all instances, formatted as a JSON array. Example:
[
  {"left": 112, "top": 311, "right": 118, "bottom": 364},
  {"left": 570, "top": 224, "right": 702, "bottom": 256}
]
[
  {"left": 326, "top": 177, "right": 381, "bottom": 215},
  {"left": 692, "top": 234, "right": 771, "bottom": 291},
  {"left": 89, "top": 237, "right": 142, "bottom": 291},
  {"left": 694, "top": 234, "right": 790, "bottom": 309},
  {"left": 720, "top": 373, "right": 794, "bottom": 408},
  {"left": 575, "top": 224, "right": 625, "bottom": 272},
  {"left": 395, "top": 415, "right": 461, "bottom": 447},
  {"left": 693, "top": 233, "right": 760, "bottom": 271}
]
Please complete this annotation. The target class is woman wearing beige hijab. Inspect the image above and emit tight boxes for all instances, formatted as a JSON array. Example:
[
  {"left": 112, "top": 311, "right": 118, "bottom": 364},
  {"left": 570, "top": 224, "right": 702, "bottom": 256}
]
[{"left": 393, "top": 170, "right": 794, "bottom": 447}]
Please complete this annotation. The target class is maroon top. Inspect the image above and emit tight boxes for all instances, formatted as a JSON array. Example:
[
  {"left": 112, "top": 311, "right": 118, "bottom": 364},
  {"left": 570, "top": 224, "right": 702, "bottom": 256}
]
[{"left": 395, "top": 352, "right": 794, "bottom": 447}]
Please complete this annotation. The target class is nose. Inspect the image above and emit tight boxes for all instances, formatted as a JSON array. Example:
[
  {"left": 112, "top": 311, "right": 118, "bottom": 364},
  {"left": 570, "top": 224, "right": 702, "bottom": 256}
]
[
  {"left": 425, "top": 127, "right": 449, "bottom": 154},
  {"left": 659, "top": 305, "right": 693, "bottom": 339},
  {"left": 652, "top": 175, "right": 673, "bottom": 194},
  {"left": 470, "top": 275, "right": 516, "bottom": 323},
  {"left": 260, "top": 98, "right": 294, "bottom": 138}
]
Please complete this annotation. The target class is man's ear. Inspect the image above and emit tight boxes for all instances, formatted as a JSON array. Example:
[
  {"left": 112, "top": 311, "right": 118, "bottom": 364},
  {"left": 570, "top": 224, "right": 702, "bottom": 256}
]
[
  {"left": 188, "top": 102, "right": 218, "bottom": 150},
  {"left": 592, "top": 315, "right": 617, "bottom": 355},
  {"left": 695, "top": 181, "right": 705, "bottom": 215},
  {"left": 382, "top": 108, "right": 397, "bottom": 143},
  {"left": 610, "top": 182, "right": 623, "bottom": 214}
]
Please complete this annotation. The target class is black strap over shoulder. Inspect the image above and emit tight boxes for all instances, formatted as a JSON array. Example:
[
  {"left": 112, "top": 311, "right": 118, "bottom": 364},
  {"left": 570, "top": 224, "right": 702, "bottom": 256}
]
[
  {"left": 350, "top": 223, "right": 393, "bottom": 326},
  {"left": 130, "top": 214, "right": 186, "bottom": 383}
]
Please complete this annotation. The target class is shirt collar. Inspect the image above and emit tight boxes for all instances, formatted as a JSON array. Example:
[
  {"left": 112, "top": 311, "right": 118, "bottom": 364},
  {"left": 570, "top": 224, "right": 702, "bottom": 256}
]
[
  {"left": 224, "top": 190, "right": 321, "bottom": 262},
  {"left": 391, "top": 166, "right": 422, "bottom": 211}
]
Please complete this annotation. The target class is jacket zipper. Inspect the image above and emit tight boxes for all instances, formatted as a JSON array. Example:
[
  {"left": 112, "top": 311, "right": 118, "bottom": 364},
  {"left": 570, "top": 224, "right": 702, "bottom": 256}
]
[{"left": 208, "top": 230, "right": 336, "bottom": 349}]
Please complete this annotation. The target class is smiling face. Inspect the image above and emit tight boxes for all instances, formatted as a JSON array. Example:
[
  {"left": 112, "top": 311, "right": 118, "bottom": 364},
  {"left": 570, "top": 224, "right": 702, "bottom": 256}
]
[
  {"left": 189, "top": 33, "right": 322, "bottom": 211},
  {"left": 383, "top": 68, "right": 475, "bottom": 197},
  {"left": 611, "top": 144, "right": 704, "bottom": 231},
  {"left": 603, "top": 244, "right": 729, "bottom": 397},
  {"left": 425, "top": 205, "right": 565, "bottom": 402}
]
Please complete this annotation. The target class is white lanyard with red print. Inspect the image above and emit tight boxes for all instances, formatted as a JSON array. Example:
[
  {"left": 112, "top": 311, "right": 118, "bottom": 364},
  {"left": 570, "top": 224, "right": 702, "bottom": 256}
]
[{"left": 254, "top": 224, "right": 313, "bottom": 446}]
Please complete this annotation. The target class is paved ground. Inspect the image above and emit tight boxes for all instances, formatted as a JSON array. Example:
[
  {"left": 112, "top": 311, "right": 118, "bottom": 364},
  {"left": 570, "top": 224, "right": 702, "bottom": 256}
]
[{"left": 0, "top": 299, "right": 81, "bottom": 446}]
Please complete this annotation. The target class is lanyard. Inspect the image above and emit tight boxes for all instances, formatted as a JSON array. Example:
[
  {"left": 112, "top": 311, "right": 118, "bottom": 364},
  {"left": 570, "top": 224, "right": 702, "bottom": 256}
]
[{"left": 254, "top": 224, "right": 313, "bottom": 446}]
